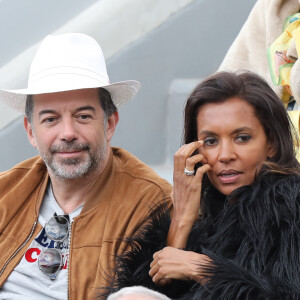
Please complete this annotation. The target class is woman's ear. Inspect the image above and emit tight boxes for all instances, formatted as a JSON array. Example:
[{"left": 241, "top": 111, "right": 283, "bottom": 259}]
[{"left": 267, "top": 142, "right": 276, "bottom": 159}]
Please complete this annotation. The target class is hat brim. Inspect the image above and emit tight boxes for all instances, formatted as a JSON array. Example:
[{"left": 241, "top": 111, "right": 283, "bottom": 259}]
[{"left": 0, "top": 80, "right": 141, "bottom": 112}]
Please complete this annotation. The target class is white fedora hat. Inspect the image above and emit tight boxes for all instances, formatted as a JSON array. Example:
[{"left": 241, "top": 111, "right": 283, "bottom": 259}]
[{"left": 0, "top": 33, "right": 141, "bottom": 112}]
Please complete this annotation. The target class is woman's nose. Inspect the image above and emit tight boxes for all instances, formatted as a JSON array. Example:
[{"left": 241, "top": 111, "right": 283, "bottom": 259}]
[{"left": 218, "top": 142, "right": 236, "bottom": 163}]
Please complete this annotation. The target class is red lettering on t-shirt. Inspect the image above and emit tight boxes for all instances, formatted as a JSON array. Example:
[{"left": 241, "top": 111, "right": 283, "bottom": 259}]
[
  {"left": 25, "top": 248, "right": 41, "bottom": 263},
  {"left": 62, "top": 254, "right": 68, "bottom": 269}
]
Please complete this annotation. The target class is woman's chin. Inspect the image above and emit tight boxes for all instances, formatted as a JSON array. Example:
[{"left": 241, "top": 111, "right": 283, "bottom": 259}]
[{"left": 214, "top": 183, "right": 242, "bottom": 196}]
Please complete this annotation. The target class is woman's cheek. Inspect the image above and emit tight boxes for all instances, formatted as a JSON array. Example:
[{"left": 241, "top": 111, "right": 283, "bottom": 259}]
[
  {"left": 202, "top": 149, "right": 215, "bottom": 166},
  {"left": 206, "top": 170, "right": 215, "bottom": 184}
]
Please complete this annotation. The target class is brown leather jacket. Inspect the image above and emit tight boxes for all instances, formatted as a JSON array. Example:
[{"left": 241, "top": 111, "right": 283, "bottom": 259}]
[{"left": 0, "top": 147, "right": 172, "bottom": 299}]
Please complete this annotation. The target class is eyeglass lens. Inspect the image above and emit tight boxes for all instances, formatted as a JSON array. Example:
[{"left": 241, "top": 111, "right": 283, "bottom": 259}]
[
  {"left": 38, "top": 248, "right": 63, "bottom": 279},
  {"left": 38, "top": 215, "right": 69, "bottom": 279},
  {"left": 45, "top": 215, "right": 69, "bottom": 242}
]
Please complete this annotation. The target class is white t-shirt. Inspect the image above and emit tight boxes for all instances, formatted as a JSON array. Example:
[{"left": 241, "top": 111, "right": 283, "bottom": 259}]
[{"left": 0, "top": 182, "right": 83, "bottom": 300}]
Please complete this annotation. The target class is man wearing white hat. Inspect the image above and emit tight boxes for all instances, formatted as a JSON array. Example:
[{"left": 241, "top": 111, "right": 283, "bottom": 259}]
[{"left": 0, "top": 33, "right": 171, "bottom": 299}]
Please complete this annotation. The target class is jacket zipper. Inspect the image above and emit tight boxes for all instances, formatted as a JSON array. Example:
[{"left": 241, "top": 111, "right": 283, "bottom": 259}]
[
  {"left": 67, "top": 220, "right": 73, "bottom": 300},
  {"left": 0, "top": 220, "right": 38, "bottom": 277}
]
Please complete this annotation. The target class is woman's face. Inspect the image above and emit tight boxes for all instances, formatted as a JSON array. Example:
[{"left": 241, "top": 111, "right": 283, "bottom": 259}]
[{"left": 197, "top": 97, "right": 274, "bottom": 195}]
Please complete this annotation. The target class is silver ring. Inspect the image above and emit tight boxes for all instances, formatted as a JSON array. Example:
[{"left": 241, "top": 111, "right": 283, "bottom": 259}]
[{"left": 184, "top": 168, "right": 195, "bottom": 176}]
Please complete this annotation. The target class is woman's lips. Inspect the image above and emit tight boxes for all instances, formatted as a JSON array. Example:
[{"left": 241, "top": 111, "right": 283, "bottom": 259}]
[{"left": 218, "top": 170, "right": 242, "bottom": 184}]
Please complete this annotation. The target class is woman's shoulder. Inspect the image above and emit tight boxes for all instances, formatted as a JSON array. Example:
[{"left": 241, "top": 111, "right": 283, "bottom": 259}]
[
  {"left": 258, "top": 172, "right": 300, "bottom": 187},
  {"left": 225, "top": 173, "right": 300, "bottom": 230},
  {"left": 232, "top": 172, "right": 300, "bottom": 204},
  {"left": 256, "top": 173, "right": 300, "bottom": 203}
]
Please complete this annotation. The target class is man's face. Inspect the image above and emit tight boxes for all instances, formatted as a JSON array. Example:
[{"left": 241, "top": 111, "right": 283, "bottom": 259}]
[{"left": 25, "top": 89, "right": 117, "bottom": 179}]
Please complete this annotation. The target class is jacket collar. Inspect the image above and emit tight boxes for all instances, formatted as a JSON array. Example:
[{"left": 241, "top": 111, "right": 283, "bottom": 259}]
[{"left": 81, "top": 148, "right": 116, "bottom": 213}]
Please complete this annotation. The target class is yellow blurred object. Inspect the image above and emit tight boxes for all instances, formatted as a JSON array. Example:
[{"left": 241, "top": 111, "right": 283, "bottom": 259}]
[
  {"left": 268, "top": 13, "right": 300, "bottom": 89},
  {"left": 288, "top": 111, "right": 300, "bottom": 160},
  {"left": 268, "top": 13, "right": 300, "bottom": 161}
]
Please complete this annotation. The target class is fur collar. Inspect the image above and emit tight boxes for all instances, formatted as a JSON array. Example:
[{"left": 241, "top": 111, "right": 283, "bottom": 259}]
[{"left": 106, "top": 173, "right": 300, "bottom": 299}]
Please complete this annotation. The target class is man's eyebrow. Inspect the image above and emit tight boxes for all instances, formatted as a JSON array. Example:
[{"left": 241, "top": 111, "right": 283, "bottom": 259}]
[
  {"left": 75, "top": 106, "right": 96, "bottom": 113},
  {"left": 38, "top": 109, "right": 56, "bottom": 117},
  {"left": 38, "top": 106, "right": 96, "bottom": 117}
]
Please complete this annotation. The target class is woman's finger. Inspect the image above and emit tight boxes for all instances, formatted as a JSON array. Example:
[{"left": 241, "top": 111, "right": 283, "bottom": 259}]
[
  {"left": 150, "top": 250, "right": 162, "bottom": 277},
  {"left": 156, "top": 278, "right": 172, "bottom": 286},
  {"left": 173, "top": 144, "right": 189, "bottom": 176},
  {"left": 195, "top": 163, "right": 211, "bottom": 179},
  {"left": 174, "top": 141, "right": 203, "bottom": 173},
  {"left": 185, "top": 153, "right": 207, "bottom": 171},
  {"left": 152, "top": 270, "right": 165, "bottom": 284},
  {"left": 153, "top": 250, "right": 162, "bottom": 260},
  {"left": 150, "top": 256, "right": 158, "bottom": 269},
  {"left": 149, "top": 262, "right": 159, "bottom": 278}
]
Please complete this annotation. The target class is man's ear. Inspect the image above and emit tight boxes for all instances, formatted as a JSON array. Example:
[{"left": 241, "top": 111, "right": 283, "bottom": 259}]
[
  {"left": 24, "top": 117, "right": 37, "bottom": 148},
  {"left": 105, "top": 111, "right": 119, "bottom": 142}
]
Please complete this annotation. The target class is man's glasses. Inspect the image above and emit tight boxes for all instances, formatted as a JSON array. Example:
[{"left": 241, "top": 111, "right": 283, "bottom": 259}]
[{"left": 38, "top": 214, "right": 70, "bottom": 280}]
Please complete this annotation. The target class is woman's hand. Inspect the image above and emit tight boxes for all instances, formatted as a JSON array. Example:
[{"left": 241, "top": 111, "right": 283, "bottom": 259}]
[
  {"left": 149, "top": 247, "right": 212, "bottom": 286},
  {"left": 168, "top": 141, "right": 211, "bottom": 248}
]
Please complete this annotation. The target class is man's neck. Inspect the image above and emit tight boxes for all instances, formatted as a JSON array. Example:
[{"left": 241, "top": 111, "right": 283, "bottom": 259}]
[
  {"left": 48, "top": 151, "right": 110, "bottom": 214},
  {"left": 49, "top": 173, "right": 100, "bottom": 214}
]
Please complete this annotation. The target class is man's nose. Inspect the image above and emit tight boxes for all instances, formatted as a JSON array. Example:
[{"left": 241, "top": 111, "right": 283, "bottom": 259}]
[
  {"left": 218, "top": 142, "right": 237, "bottom": 163},
  {"left": 59, "top": 118, "right": 78, "bottom": 142}
]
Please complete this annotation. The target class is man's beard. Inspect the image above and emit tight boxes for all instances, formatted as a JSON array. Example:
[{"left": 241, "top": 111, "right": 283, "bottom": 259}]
[{"left": 38, "top": 140, "right": 106, "bottom": 179}]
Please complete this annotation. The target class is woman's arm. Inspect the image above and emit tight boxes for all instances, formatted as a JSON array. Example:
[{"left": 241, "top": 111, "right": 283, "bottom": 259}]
[
  {"left": 108, "top": 141, "right": 211, "bottom": 297},
  {"left": 107, "top": 206, "right": 197, "bottom": 299},
  {"left": 148, "top": 141, "right": 212, "bottom": 285},
  {"left": 149, "top": 247, "right": 212, "bottom": 285},
  {"left": 167, "top": 141, "right": 210, "bottom": 249}
]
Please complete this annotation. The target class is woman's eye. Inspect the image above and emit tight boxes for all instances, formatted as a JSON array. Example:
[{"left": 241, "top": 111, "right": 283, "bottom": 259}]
[
  {"left": 203, "top": 137, "right": 218, "bottom": 146},
  {"left": 235, "top": 134, "right": 251, "bottom": 143}
]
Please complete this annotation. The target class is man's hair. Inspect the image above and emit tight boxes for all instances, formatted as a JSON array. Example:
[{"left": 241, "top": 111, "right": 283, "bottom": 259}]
[
  {"left": 25, "top": 94, "right": 34, "bottom": 124},
  {"left": 107, "top": 286, "right": 171, "bottom": 300},
  {"left": 97, "top": 87, "right": 117, "bottom": 119},
  {"left": 25, "top": 87, "right": 117, "bottom": 123}
]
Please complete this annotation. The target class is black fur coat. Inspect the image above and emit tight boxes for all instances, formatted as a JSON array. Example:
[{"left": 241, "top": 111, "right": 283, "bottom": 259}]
[{"left": 107, "top": 173, "right": 300, "bottom": 299}]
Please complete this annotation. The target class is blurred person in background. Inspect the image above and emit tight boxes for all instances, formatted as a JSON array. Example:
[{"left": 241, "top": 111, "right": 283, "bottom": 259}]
[
  {"left": 107, "top": 286, "right": 171, "bottom": 300},
  {"left": 219, "top": 0, "right": 300, "bottom": 158}
]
